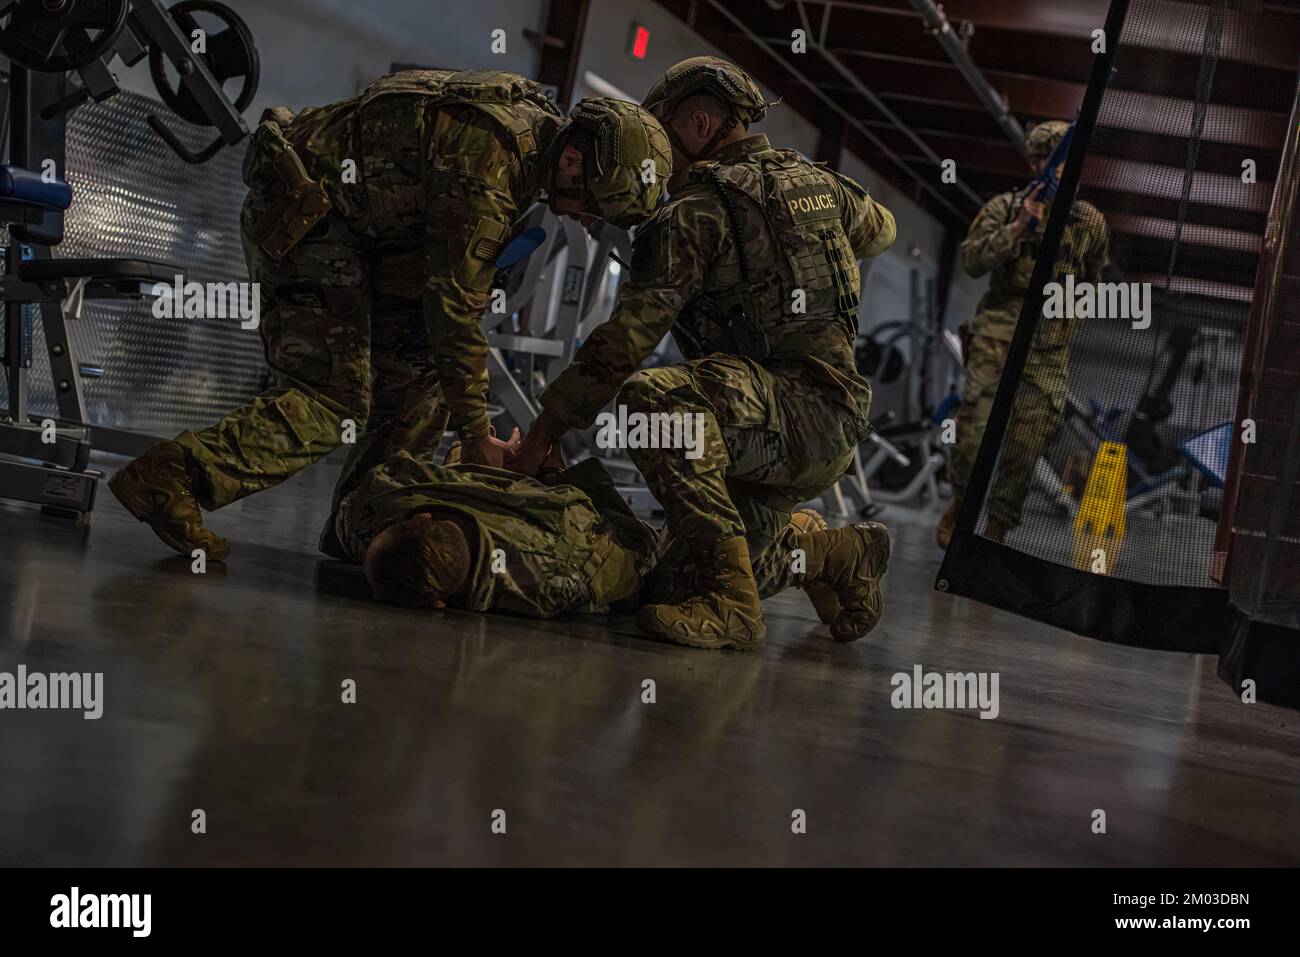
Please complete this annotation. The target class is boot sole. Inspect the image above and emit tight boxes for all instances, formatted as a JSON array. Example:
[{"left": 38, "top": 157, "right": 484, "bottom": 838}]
[{"left": 636, "top": 607, "right": 766, "bottom": 652}]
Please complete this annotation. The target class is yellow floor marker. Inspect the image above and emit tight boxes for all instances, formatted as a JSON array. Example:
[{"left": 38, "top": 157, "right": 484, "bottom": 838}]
[{"left": 1072, "top": 441, "right": 1128, "bottom": 574}]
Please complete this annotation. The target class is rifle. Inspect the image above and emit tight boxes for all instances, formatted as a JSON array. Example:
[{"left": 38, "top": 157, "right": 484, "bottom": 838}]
[{"left": 1025, "top": 118, "right": 1076, "bottom": 231}]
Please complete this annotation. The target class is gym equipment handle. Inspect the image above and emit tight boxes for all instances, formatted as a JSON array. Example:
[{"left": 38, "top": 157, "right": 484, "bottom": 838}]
[{"left": 147, "top": 115, "right": 226, "bottom": 164}]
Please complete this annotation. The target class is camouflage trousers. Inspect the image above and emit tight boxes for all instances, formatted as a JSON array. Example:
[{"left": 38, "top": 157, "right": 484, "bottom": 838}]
[
  {"left": 618, "top": 354, "right": 869, "bottom": 593},
  {"left": 949, "top": 326, "right": 1068, "bottom": 530},
  {"left": 175, "top": 188, "right": 448, "bottom": 520}
]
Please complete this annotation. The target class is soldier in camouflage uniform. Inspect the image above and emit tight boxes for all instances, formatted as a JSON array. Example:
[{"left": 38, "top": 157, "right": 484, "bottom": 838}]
[
  {"left": 109, "top": 70, "right": 671, "bottom": 562},
  {"left": 937, "top": 120, "right": 1110, "bottom": 547},
  {"left": 338, "top": 451, "right": 658, "bottom": 617},
  {"left": 509, "top": 58, "right": 896, "bottom": 651},
  {"left": 339, "top": 446, "right": 887, "bottom": 641}
]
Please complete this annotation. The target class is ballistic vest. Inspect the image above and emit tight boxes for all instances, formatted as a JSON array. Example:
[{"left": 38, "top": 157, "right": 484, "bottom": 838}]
[
  {"left": 673, "top": 141, "right": 861, "bottom": 365},
  {"left": 285, "top": 70, "right": 562, "bottom": 229}
]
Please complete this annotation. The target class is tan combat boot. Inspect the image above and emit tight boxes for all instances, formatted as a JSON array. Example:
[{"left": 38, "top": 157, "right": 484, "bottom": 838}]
[
  {"left": 789, "top": 508, "right": 841, "bottom": 624},
  {"left": 798, "top": 522, "right": 891, "bottom": 642},
  {"left": 935, "top": 498, "right": 959, "bottom": 549},
  {"left": 108, "top": 441, "right": 230, "bottom": 561},
  {"left": 638, "top": 536, "right": 765, "bottom": 651}
]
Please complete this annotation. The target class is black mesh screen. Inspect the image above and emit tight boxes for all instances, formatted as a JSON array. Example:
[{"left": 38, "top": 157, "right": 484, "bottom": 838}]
[{"left": 938, "top": 0, "right": 1299, "bottom": 701}]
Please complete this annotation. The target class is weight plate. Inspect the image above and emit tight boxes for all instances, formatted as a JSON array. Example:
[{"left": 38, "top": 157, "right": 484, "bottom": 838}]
[
  {"left": 148, "top": 0, "right": 259, "bottom": 126},
  {"left": 0, "top": 0, "right": 129, "bottom": 72}
]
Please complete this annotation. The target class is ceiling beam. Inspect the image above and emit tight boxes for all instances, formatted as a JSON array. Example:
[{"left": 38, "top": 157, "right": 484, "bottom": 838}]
[
  {"left": 1084, "top": 187, "right": 1267, "bottom": 234},
  {"left": 858, "top": 123, "right": 1028, "bottom": 176},
  {"left": 846, "top": 0, "right": 1112, "bottom": 39},
  {"left": 772, "top": 48, "right": 1089, "bottom": 118},
  {"left": 1106, "top": 213, "right": 1263, "bottom": 255},
  {"left": 686, "top": 0, "right": 980, "bottom": 221},
  {"left": 798, "top": 0, "right": 1298, "bottom": 68},
  {"left": 1098, "top": 91, "right": 1292, "bottom": 151},
  {"left": 904, "top": 0, "right": 1026, "bottom": 151},
  {"left": 1081, "top": 157, "right": 1272, "bottom": 213},
  {"left": 536, "top": 0, "right": 591, "bottom": 108},
  {"left": 1128, "top": 271, "right": 1254, "bottom": 302},
  {"left": 1120, "top": 0, "right": 1300, "bottom": 70}
]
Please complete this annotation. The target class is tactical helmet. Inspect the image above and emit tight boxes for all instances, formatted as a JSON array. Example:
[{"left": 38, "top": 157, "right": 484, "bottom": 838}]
[
  {"left": 1026, "top": 120, "right": 1070, "bottom": 163},
  {"left": 642, "top": 56, "right": 769, "bottom": 127},
  {"left": 546, "top": 97, "right": 672, "bottom": 229}
]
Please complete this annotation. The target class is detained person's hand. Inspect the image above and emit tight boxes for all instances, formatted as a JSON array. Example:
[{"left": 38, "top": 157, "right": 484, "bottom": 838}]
[
  {"left": 459, "top": 427, "right": 521, "bottom": 468},
  {"left": 506, "top": 410, "right": 566, "bottom": 477}
]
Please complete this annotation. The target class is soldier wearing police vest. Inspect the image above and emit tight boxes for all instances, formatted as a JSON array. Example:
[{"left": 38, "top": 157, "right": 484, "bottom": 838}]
[
  {"left": 110, "top": 70, "right": 670, "bottom": 562},
  {"left": 510, "top": 57, "right": 897, "bottom": 651}
]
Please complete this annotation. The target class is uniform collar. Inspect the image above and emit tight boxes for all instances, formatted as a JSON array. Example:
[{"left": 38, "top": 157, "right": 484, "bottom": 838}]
[
  {"left": 709, "top": 132, "right": 771, "bottom": 164},
  {"left": 671, "top": 133, "right": 771, "bottom": 189}
]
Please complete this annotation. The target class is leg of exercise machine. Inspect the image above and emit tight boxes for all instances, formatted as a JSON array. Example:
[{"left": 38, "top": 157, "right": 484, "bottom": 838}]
[
  {"left": 485, "top": 210, "right": 661, "bottom": 511},
  {"left": 834, "top": 265, "right": 950, "bottom": 517}
]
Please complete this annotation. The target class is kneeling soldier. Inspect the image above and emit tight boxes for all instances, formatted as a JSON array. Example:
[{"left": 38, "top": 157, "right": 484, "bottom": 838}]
[
  {"left": 111, "top": 70, "right": 670, "bottom": 562},
  {"left": 511, "top": 57, "right": 895, "bottom": 650}
]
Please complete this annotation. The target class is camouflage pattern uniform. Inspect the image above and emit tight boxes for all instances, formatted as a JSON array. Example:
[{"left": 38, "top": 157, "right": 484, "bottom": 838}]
[
  {"left": 540, "top": 133, "right": 896, "bottom": 577},
  {"left": 110, "top": 72, "right": 670, "bottom": 562},
  {"left": 336, "top": 453, "right": 885, "bottom": 641},
  {"left": 173, "top": 71, "right": 565, "bottom": 525},
  {"left": 948, "top": 121, "right": 1110, "bottom": 536},
  {"left": 334, "top": 453, "right": 659, "bottom": 618}
]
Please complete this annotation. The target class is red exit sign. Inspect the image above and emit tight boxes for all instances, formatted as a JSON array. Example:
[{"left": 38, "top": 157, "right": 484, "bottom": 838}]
[{"left": 629, "top": 24, "right": 650, "bottom": 59}]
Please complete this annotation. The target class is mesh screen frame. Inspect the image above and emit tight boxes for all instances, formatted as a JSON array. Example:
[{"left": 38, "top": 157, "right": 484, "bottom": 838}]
[{"left": 937, "top": 0, "right": 1298, "bottom": 681}]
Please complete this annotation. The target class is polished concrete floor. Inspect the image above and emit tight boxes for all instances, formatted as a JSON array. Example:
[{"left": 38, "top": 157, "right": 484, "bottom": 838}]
[{"left": 1, "top": 453, "right": 1298, "bottom": 867}]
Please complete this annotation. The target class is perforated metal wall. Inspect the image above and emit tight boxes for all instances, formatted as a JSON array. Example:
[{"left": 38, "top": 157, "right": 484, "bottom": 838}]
[{"left": 25, "top": 90, "right": 267, "bottom": 436}]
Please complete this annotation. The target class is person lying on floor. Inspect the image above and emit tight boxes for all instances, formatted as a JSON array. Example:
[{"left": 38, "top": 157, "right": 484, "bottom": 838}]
[
  {"left": 333, "top": 445, "right": 889, "bottom": 643},
  {"left": 333, "top": 445, "right": 654, "bottom": 618}
]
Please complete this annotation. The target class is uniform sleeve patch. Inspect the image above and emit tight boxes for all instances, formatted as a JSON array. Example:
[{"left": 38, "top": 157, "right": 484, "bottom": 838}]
[
  {"left": 469, "top": 219, "right": 509, "bottom": 261},
  {"left": 631, "top": 216, "right": 676, "bottom": 279},
  {"left": 473, "top": 236, "right": 505, "bottom": 261}
]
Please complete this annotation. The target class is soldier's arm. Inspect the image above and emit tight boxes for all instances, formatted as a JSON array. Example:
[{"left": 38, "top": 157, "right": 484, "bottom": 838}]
[
  {"left": 423, "top": 132, "right": 518, "bottom": 444},
  {"left": 960, "top": 193, "right": 1020, "bottom": 277},
  {"left": 539, "top": 198, "right": 716, "bottom": 433},
  {"left": 828, "top": 170, "right": 896, "bottom": 259}
]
